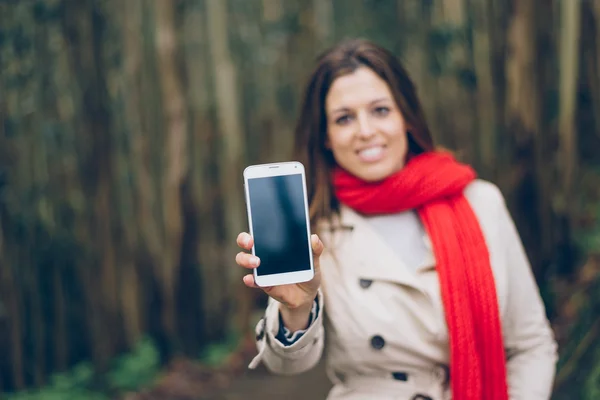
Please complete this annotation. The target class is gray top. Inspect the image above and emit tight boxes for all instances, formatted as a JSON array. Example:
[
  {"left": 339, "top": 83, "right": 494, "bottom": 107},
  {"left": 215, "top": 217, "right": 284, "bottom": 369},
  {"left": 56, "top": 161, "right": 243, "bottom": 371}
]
[{"left": 364, "top": 210, "right": 429, "bottom": 272}]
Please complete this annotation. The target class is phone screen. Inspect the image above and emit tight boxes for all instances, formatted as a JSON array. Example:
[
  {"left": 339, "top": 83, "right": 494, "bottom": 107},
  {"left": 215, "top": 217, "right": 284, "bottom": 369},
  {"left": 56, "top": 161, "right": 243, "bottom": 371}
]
[{"left": 246, "top": 173, "right": 311, "bottom": 276}]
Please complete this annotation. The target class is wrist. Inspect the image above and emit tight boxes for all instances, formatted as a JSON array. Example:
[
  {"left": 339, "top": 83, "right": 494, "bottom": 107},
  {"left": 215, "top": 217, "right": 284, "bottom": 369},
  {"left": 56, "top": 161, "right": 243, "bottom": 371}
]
[
  {"left": 279, "top": 300, "right": 314, "bottom": 332},
  {"left": 283, "top": 298, "right": 314, "bottom": 315}
]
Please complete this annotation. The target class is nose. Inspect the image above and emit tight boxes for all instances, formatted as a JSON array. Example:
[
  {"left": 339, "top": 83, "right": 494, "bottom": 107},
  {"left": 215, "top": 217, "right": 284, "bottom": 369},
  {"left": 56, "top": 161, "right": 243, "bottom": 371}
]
[{"left": 356, "top": 113, "right": 376, "bottom": 139}]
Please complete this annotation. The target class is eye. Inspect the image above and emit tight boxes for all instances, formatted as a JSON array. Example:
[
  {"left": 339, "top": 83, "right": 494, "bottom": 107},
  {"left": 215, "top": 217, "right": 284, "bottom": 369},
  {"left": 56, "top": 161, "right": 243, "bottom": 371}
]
[
  {"left": 373, "top": 106, "right": 390, "bottom": 116},
  {"left": 335, "top": 114, "right": 352, "bottom": 125}
]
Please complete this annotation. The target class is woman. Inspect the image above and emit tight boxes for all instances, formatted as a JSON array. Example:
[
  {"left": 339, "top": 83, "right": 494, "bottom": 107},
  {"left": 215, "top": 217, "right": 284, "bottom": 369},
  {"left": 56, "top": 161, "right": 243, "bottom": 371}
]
[{"left": 235, "top": 39, "right": 557, "bottom": 400}]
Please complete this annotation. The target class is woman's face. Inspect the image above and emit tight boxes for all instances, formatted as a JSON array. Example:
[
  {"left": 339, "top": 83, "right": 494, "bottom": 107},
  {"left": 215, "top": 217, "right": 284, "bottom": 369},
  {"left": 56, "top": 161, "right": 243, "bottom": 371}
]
[{"left": 325, "top": 67, "right": 408, "bottom": 182}]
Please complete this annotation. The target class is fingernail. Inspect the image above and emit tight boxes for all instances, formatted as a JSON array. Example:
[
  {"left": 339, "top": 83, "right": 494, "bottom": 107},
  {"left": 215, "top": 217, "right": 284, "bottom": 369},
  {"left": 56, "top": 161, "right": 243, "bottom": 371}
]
[
  {"left": 244, "top": 237, "right": 250, "bottom": 247},
  {"left": 250, "top": 256, "right": 260, "bottom": 267}
]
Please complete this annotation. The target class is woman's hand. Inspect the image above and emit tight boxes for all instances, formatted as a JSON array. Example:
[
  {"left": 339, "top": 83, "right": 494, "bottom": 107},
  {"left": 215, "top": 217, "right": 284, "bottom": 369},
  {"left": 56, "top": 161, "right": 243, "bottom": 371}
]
[{"left": 235, "top": 232, "right": 324, "bottom": 331}]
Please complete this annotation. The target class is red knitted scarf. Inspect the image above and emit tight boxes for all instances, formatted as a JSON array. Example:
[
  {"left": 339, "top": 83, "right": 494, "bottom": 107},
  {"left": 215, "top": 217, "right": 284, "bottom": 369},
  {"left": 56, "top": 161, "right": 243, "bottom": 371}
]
[{"left": 333, "top": 151, "right": 508, "bottom": 400}]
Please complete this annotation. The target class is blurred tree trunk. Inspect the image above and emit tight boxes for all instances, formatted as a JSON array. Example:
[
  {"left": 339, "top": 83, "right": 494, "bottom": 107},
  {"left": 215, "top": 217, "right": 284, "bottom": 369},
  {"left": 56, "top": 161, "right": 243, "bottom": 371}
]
[
  {"left": 556, "top": 0, "right": 581, "bottom": 264},
  {"left": 205, "top": 0, "right": 246, "bottom": 336},
  {"left": 396, "top": 0, "right": 436, "bottom": 137},
  {"left": 178, "top": 0, "right": 213, "bottom": 355},
  {"left": 260, "top": 0, "right": 290, "bottom": 162},
  {"left": 436, "top": 0, "right": 477, "bottom": 159},
  {"left": 64, "top": 0, "right": 121, "bottom": 374},
  {"left": 0, "top": 218, "right": 24, "bottom": 390},
  {"left": 313, "top": 0, "right": 334, "bottom": 45},
  {"left": 154, "top": 0, "right": 187, "bottom": 356},
  {"left": 592, "top": 1, "right": 600, "bottom": 138},
  {"left": 503, "top": 0, "right": 554, "bottom": 278},
  {"left": 467, "top": 0, "right": 498, "bottom": 179},
  {"left": 119, "top": 0, "right": 145, "bottom": 349}
]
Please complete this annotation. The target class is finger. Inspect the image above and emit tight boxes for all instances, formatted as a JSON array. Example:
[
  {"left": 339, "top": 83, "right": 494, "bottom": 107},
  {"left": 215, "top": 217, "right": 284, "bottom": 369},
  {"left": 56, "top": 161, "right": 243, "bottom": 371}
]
[
  {"left": 311, "top": 234, "right": 324, "bottom": 258},
  {"left": 235, "top": 251, "right": 261, "bottom": 269},
  {"left": 236, "top": 232, "right": 254, "bottom": 250},
  {"left": 242, "top": 274, "right": 260, "bottom": 288},
  {"left": 242, "top": 274, "right": 274, "bottom": 292}
]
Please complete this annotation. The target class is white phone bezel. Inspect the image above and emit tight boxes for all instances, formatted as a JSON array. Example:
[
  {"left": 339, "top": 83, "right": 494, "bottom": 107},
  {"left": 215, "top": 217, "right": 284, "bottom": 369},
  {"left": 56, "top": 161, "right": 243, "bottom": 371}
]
[{"left": 243, "top": 161, "right": 315, "bottom": 287}]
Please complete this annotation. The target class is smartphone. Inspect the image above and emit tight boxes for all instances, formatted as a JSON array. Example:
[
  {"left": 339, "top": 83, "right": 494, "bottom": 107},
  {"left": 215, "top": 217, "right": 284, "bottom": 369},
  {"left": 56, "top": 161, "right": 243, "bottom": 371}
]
[{"left": 243, "top": 161, "right": 315, "bottom": 287}]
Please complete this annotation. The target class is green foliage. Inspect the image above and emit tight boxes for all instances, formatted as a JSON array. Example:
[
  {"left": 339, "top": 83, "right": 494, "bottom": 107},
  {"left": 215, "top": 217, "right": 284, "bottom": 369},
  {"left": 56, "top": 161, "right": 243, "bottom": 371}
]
[
  {"left": 107, "top": 337, "right": 160, "bottom": 391},
  {"left": 577, "top": 206, "right": 600, "bottom": 254},
  {"left": 583, "top": 348, "right": 600, "bottom": 400},
  {"left": 4, "top": 363, "right": 108, "bottom": 400},
  {"left": 199, "top": 331, "right": 241, "bottom": 367},
  {"left": 573, "top": 168, "right": 600, "bottom": 255},
  {"left": 4, "top": 337, "right": 160, "bottom": 400},
  {"left": 4, "top": 334, "right": 246, "bottom": 399},
  {"left": 553, "top": 208, "right": 600, "bottom": 397}
]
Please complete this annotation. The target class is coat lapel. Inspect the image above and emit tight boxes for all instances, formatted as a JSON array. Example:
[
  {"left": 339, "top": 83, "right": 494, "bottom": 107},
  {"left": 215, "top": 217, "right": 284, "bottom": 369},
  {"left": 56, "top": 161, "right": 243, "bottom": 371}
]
[{"left": 334, "top": 205, "right": 425, "bottom": 289}]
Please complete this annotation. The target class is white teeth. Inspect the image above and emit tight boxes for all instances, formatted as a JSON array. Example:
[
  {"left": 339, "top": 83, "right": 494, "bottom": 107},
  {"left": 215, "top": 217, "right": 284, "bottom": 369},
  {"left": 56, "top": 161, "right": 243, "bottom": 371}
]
[{"left": 359, "top": 147, "right": 383, "bottom": 158}]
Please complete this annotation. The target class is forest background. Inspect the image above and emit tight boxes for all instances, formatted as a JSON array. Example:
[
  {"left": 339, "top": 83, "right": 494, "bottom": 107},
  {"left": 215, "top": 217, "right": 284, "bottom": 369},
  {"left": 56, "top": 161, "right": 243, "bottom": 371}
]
[{"left": 1, "top": 0, "right": 599, "bottom": 399}]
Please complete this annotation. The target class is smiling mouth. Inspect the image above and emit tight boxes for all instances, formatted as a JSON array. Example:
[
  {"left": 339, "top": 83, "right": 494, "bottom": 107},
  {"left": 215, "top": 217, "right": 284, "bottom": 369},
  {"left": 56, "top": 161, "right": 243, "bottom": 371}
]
[{"left": 357, "top": 145, "right": 385, "bottom": 162}]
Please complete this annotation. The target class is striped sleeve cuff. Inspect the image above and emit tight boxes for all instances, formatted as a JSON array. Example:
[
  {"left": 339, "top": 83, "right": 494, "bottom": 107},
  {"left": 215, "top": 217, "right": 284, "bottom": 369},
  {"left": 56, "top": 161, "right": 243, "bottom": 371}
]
[{"left": 275, "top": 298, "right": 320, "bottom": 346}]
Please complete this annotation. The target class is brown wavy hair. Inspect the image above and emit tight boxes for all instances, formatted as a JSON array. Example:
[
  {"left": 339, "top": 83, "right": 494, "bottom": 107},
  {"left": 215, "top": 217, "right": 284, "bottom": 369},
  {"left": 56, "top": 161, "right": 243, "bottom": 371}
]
[{"left": 293, "top": 38, "right": 435, "bottom": 230}]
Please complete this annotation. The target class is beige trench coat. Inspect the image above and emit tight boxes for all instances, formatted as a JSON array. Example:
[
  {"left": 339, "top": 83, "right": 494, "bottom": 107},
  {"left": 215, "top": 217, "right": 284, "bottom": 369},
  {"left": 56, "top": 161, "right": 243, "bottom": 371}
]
[{"left": 248, "top": 180, "right": 558, "bottom": 400}]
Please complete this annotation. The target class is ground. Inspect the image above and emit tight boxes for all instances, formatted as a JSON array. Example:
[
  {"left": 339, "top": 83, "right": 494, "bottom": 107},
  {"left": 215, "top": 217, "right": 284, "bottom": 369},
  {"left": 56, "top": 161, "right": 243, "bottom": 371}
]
[
  {"left": 201, "top": 361, "right": 332, "bottom": 400},
  {"left": 126, "top": 339, "right": 332, "bottom": 400}
]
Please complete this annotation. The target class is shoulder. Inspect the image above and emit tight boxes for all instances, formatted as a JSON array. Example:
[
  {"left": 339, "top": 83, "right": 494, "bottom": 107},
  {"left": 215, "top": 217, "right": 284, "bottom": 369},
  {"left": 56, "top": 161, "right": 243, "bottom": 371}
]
[
  {"left": 463, "top": 179, "right": 506, "bottom": 209},
  {"left": 463, "top": 179, "right": 511, "bottom": 237}
]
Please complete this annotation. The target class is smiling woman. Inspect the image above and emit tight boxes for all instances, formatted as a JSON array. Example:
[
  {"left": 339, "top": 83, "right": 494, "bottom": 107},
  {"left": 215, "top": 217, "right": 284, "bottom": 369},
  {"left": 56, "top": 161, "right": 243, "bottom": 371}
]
[
  {"left": 324, "top": 67, "right": 410, "bottom": 182},
  {"left": 292, "top": 39, "right": 435, "bottom": 227},
  {"left": 235, "top": 38, "right": 558, "bottom": 400}
]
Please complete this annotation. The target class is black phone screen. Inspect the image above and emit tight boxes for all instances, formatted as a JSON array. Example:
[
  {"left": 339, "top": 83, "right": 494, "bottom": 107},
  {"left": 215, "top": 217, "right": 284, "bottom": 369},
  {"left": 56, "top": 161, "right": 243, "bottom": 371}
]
[{"left": 247, "top": 174, "right": 311, "bottom": 276}]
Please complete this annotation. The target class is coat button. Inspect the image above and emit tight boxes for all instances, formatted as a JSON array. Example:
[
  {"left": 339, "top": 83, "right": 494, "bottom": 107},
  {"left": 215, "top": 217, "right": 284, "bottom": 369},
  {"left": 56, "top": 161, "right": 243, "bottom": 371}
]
[
  {"left": 411, "top": 395, "right": 433, "bottom": 400},
  {"left": 359, "top": 279, "right": 372, "bottom": 288},
  {"left": 370, "top": 335, "right": 385, "bottom": 350},
  {"left": 391, "top": 371, "right": 408, "bottom": 381}
]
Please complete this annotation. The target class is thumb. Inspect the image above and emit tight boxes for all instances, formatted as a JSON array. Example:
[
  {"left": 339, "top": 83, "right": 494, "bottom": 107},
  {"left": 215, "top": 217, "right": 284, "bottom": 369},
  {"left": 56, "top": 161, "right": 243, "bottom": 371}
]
[{"left": 311, "top": 234, "right": 324, "bottom": 258}]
